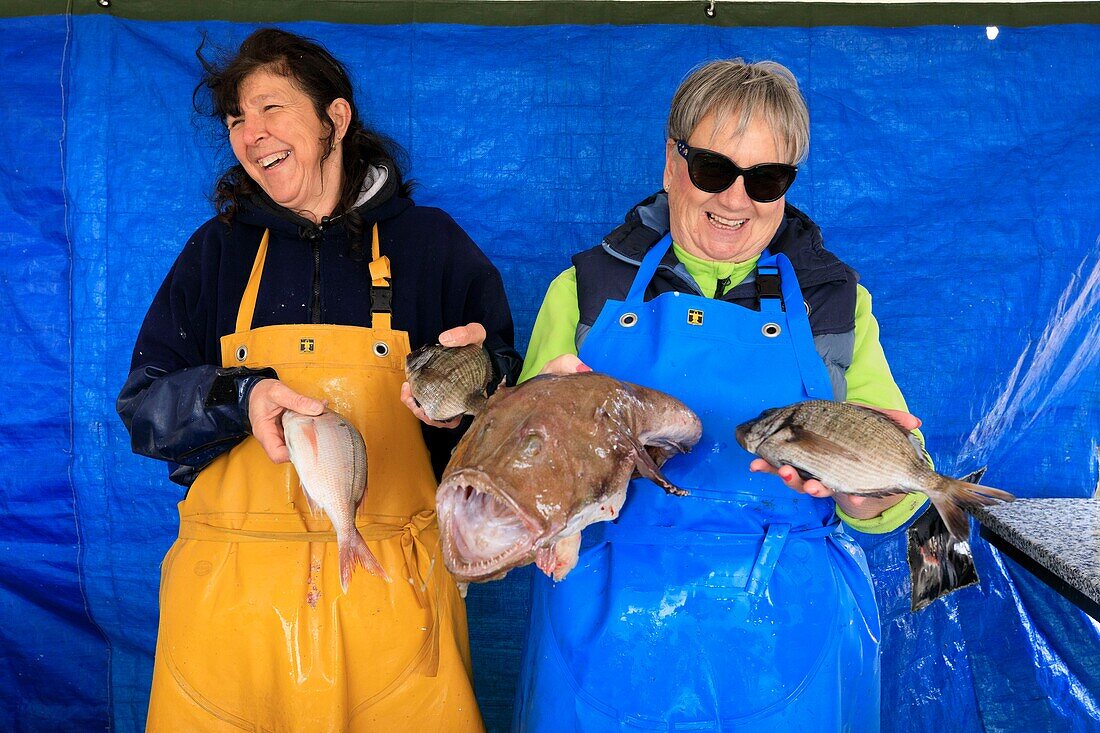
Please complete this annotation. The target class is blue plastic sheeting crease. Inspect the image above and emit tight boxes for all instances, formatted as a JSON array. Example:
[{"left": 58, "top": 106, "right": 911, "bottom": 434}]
[{"left": 0, "top": 12, "right": 1098, "bottom": 733}]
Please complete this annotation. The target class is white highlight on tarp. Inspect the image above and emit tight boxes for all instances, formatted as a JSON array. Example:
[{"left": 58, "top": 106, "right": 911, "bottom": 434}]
[{"left": 956, "top": 236, "right": 1100, "bottom": 475}]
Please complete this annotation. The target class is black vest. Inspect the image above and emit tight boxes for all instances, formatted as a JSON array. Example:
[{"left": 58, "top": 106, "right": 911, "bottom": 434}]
[{"left": 572, "top": 191, "right": 859, "bottom": 399}]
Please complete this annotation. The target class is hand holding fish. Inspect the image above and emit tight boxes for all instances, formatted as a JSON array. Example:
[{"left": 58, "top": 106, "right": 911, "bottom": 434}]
[
  {"left": 538, "top": 354, "right": 593, "bottom": 376},
  {"left": 737, "top": 401, "right": 1013, "bottom": 539},
  {"left": 402, "top": 322, "right": 489, "bottom": 428},
  {"left": 247, "top": 378, "right": 326, "bottom": 463},
  {"left": 748, "top": 405, "right": 921, "bottom": 518}
]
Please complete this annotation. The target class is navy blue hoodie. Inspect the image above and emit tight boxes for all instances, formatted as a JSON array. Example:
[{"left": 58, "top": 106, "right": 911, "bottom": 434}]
[{"left": 117, "top": 177, "right": 521, "bottom": 486}]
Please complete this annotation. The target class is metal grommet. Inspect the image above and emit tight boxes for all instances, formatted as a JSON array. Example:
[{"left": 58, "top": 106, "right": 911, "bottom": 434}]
[
  {"left": 804, "top": 300, "right": 811, "bottom": 315},
  {"left": 372, "top": 341, "right": 390, "bottom": 357},
  {"left": 762, "top": 323, "right": 782, "bottom": 338},
  {"left": 235, "top": 345, "right": 248, "bottom": 362},
  {"left": 618, "top": 313, "right": 638, "bottom": 328}
]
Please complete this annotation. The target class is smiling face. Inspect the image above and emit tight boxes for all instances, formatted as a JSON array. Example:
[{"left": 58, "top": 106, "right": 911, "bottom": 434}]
[
  {"left": 227, "top": 67, "right": 350, "bottom": 222},
  {"left": 664, "top": 112, "right": 788, "bottom": 263}
]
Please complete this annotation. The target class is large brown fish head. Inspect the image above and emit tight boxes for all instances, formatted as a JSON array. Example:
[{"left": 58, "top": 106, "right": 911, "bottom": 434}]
[{"left": 437, "top": 372, "right": 702, "bottom": 584}]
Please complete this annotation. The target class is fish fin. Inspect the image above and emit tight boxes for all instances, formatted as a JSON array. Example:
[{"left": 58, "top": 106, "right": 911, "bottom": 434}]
[
  {"left": 629, "top": 437, "right": 689, "bottom": 496},
  {"left": 599, "top": 407, "right": 689, "bottom": 496},
  {"left": 794, "top": 467, "right": 821, "bottom": 482},
  {"left": 299, "top": 420, "right": 320, "bottom": 461},
  {"left": 928, "top": 497, "right": 971, "bottom": 543},
  {"left": 929, "top": 477, "right": 1015, "bottom": 541},
  {"left": 302, "top": 487, "right": 323, "bottom": 518},
  {"left": 550, "top": 534, "right": 582, "bottom": 581},
  {"left": 533, "top": 536, "right": 582, "bottom": 581},
  {"left": 785, "top": 424, "right": 863, "bottom": 463},
  {"left": 339, "top": 529, "right": 392, "bottom": 592},
  {"left": 534, "top": 546, "right": 557, "bottom": 578}
]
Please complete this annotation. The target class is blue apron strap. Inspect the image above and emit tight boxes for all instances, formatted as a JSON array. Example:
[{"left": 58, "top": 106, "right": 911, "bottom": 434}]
[
  {"left": 762, "top": 252, "right": 830, "bottom": 399},
  {"left": 745, "top": 523, "right": 790, "bottom": 596},
  {"left": 586, "top": 520, "right": 836, "bottom": 598},
  {"left": 624, "top": 233, "right": 674, "bottom": 304},
  {"left": 587, "top": 522, "right": 763, "bottom": 547}
]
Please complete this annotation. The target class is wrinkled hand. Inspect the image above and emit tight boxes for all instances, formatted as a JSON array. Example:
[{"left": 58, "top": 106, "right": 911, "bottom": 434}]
[
  {"left": 749, "top": 405, "right": 922, "bottom": 517},
  {"left": 401, "top": 322, "right": 487, "bottom": 429},
  {"left": 538, "top": 354, "right": 592, "bottom": 376},
  {"left": 248, "top": 379, "right": 325, "bottom": 464}
]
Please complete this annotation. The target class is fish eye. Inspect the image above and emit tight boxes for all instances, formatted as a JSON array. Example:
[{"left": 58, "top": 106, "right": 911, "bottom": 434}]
[{"left": 519, "top": 433, "right": 543, "bottom": 458}]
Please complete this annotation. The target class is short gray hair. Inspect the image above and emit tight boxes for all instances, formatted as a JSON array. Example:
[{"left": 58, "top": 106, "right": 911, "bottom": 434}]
[{"left": 666, "top": 59, "right": 809, "bottom": 165}]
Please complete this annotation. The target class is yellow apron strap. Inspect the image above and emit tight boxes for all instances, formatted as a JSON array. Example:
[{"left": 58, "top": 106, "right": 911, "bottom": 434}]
[
  {"left": 235, "top": 228, "right": 270, "bottom": 334},
  {"left": 235, "top": 227, "right": 390, "bottom": 332},
  {"left": 367, "top": 224, "right": 392, "bottom": 331}
]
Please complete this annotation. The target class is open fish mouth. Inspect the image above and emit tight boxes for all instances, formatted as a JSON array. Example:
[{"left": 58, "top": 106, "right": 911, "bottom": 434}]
[{"left": 437, "top": 469, "right": 544, "bottom": 582}]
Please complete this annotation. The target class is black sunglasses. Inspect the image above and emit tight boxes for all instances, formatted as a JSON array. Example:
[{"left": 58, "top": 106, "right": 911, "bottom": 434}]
[{"left": 675, "top": 139, "right": 797, "bottom": 203}]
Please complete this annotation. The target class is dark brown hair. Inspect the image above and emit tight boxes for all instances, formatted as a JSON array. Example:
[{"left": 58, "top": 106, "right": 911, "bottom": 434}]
[{"left": 194, "top": 28, "right": 412, "bottom": 252}]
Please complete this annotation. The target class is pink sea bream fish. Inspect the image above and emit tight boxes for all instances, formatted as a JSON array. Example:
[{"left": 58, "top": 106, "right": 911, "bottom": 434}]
[{"left": 282, "top": 407, "right": 389, "bottom": 590}]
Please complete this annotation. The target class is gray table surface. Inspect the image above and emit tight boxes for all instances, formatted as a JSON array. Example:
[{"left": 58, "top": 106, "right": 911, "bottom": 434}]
[{"left": 972, "top": 498, "right": 1100, "bottom": 618}]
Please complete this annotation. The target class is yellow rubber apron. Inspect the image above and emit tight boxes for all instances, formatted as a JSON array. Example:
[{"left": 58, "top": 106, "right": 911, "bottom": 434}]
[{"left": 146, "top": 227, "right": 484, "bottom": 733}]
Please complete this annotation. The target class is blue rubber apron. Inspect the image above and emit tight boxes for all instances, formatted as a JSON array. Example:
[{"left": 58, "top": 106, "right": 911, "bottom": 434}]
[{"left": 514, "top": 235, "right": 881, "bottom": 732}]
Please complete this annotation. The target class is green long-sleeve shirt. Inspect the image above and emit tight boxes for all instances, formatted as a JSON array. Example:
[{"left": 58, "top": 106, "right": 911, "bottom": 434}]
[{"left": 520, "top": 242, "right": 927, "bottom": 534}]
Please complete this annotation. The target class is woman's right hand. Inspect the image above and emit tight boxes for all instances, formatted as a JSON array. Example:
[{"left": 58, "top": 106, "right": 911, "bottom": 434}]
[
  {"left": 247, "top": 379, "right": 325, "bottom": 464},
  {"left": 539, "top": 354, "right": 592, "bottom": 376}
]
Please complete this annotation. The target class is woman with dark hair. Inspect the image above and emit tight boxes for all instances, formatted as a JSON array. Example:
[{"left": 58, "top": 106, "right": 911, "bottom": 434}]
[{"left": 117, "top": 27, "right": 519, "bottom": 731}]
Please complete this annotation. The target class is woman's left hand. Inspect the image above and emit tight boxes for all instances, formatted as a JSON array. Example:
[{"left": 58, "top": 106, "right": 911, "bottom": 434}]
[
  {"left": 749, "top": 406, "right": 921, "bottom": 518},
  {"left": 400, "top": 322, "right": 487, "bottom": 428}
]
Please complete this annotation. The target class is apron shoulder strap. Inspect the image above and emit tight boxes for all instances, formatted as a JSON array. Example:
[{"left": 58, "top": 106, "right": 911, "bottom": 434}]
[
  {"left": 765, "top": 252, "right": 830, "bottom": 398},
  {"left": 368, "top": 224, "right": 392, "bottom": 330},
  {"left": 235, "top": 225, "right": 392, "bottom": 333},
  {"left": 624, "top": 233, "right": 674, "bottom": 304},
  {"left": 235, "top": 229, "right": 270, "bottom": 334}
]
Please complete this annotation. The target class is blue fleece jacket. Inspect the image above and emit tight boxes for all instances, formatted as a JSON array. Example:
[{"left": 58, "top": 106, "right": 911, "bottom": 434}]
[{"left": 117, "top": 179, "right": 521, "bottom": 486}]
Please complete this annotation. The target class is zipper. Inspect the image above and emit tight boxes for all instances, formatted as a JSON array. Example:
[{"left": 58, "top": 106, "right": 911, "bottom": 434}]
[
  {"left": 310, "top": 239, "right": 322, "bottom": 323},
  {"left": 714, "top": 276, "right": 731, "bottom": 299}
]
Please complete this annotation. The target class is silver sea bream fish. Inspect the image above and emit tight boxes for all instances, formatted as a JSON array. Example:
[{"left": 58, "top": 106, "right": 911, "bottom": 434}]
[
  {"left": 405, "top": 343, "right": 494, "bottom": 422},
  {"left": 735, "top": 400, "right": 1015, "bottom": 540},
  {"left": 437, "top": 372, "right": 703, "bottom": 585},
  {"left": 282, "top": 407, "right": 389, "bottom": 590}
]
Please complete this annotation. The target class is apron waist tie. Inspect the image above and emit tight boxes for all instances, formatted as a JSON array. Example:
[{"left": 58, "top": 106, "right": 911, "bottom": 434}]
[
  {"left": 179, "top": 509, "right": 443, "bottom": 677},
  {"left": 587, "top": 521, "right": 839, "bottom": 597}
]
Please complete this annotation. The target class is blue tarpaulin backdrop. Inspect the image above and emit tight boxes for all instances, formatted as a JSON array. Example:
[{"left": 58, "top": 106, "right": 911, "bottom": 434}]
[{"left": 1, "top": 10, "right": 1099, "bottom": 732}]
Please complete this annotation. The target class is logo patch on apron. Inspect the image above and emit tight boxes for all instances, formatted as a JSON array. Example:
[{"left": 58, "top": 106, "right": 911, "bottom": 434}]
[
  {"left": 687, "top": 309, "right": 704, "bottom": 326},
  {"left": 299, "top": 338, "right": 315, "bottom": 353}
]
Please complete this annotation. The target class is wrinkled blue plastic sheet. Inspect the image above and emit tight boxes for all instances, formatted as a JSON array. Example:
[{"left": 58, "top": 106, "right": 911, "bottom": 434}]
[{"left": 0, "top": 12, "right": 1098, "bottom": 733}]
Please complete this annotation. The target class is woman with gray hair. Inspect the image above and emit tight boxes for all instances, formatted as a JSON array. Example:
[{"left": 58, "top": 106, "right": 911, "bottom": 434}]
[{"left": 512, "top": 59, "right": 924, "bottom": 732}]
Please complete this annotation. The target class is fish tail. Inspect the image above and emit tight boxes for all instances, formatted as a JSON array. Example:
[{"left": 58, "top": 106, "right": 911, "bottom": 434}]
[
  {"left": 339, "top": 529, "right": 392, "bottom": 591},
  {"left": 929, "top": 477, "right": 1016, "bottom": 541}
]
